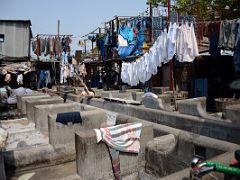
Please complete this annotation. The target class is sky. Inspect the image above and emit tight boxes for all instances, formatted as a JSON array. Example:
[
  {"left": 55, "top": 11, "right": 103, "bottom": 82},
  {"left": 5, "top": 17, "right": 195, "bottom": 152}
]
[{"left": 0, "top": 0, "right": 148, "bottom": 52}]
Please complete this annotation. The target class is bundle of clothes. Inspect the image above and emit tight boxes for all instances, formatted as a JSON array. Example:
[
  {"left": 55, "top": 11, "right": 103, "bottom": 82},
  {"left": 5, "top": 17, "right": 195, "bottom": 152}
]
[{"left": 0, "top": 86, "right": 32, "bottom": 105}]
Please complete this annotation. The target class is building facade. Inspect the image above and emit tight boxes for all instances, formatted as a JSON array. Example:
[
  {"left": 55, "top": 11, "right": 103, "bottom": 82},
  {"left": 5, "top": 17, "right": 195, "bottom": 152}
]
[{"left": 0, "top": 20, "right": 32, "bottom": 61}]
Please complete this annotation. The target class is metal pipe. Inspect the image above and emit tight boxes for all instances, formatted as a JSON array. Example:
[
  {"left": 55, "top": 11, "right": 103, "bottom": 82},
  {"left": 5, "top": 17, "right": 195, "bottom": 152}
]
[{"left": 149, "top": 0, "right": 153, "bottom": 43}]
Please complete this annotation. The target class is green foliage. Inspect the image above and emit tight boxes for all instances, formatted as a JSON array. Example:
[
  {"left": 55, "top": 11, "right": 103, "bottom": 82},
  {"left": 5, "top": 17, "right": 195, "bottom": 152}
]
[
  {"left": 146, "top": 0, "right": 167, "bottom": 7},
  {"left": 146, "top": 0, "right": 240, "bottom": 20}
]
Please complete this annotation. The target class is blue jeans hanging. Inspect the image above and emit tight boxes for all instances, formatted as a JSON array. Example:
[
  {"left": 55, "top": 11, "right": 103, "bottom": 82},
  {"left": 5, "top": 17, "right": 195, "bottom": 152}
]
[{"left": 37, "top": 70, "right": 49, "bottom": 89}]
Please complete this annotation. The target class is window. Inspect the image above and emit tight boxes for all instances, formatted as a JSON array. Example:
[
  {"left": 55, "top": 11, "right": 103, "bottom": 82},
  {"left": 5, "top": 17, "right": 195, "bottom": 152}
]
[{"left": 0, "top": 34, "right": 4, "bottom": 43}]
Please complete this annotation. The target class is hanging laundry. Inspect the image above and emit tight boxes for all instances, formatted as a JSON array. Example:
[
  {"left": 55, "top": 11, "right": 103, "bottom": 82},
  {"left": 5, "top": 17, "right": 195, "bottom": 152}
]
[
  {"left": 135, "top": 25, "right": 145, "bottom": 55},
  {"left": 41, "top": 38, "right": 46, "bottom": 54},
  {"left": 133, "top": 27, "right": 138, "bottom": 38},
  {"left": 218, "top": 20, "right": 233, "bottom": 49},
  {"left": 69, "top": 64, "right": 74, "bottom": 78},
  {"left": 99, "top": 37, "right": 105, "bottom": 63},
  {"left": 157, "top": 28, "right": 168, "bottom": 64},
  {"left": 55, "top": 37, "right": 62, "bottom": 57},
  {"left": 79, "top": 63, "right": 87, "bottom": 77},
  {"left": 211, "top": 18, "right": 240, "bottom": 72},
  {"left": 207, "top": 22, "right": 221, "bottom": 57},
  {"left": 118, "top": 24, "right": 134, "bottom": 43},
  {"left": 235, "top": 19, "right": 240, "bottom": 49},
  {"left": 147, "top": 47, "right": 158, "bottom": 76},
  {"left": 120, "top": 21, "right": 199, "bottom": 85},
  {"left": 167, "top": 22, "right": 177, "bottom": 60},
  {"left": 118, "top": 34, "right": 128, "bottom": 47},
  {"left": 37, "top": 70, "right": 50, "bottom": 89},
  {"left": 233, "top": 19, "right": 240, "bottom": 72},
  {"left": 38, "top": 38, "right": 42, "bottom": 55},
  {"left": 60, "top": 52, "right": 69, "bottom": 84},
  {"left": 17, "top": 74, "right": 23, "bottom": 85},
  {"left": 105, "top": 30, "right": 112, "bottom": 46},
  {"left": 44, "top": 37, "right": 50, "bottom": 56},
  {"left": 176, "top": 22, "right": 199, "bottom": 62},
  {"left": 32, "top": 40, "right": 37, "bottom": 53},
  {"left": 233, "top": 50, "right": 240, "bottom": 72},
  {"left": 118, "top": 43, "right": 136, "bottom": 58}
]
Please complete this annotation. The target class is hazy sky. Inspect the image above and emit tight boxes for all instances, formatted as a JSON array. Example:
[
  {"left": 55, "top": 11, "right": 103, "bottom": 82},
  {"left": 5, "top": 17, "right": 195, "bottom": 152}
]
[{"left": 1, "top": 0, "right": 148, "bottom": 51}]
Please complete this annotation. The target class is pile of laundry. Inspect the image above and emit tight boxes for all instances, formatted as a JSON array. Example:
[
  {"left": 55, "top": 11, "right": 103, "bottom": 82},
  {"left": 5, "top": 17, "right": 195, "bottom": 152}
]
[{"left": 0, "top": 62, "right": 32, "bottom": 74}]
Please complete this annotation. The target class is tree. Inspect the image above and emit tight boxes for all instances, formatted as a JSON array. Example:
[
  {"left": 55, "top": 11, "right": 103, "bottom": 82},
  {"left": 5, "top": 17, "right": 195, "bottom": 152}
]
[
  {"left": 146, "top": 0, "right": 166, "bottom": 7},
  {"left": 146, "top": 0, "right": 240, "bottom": 20}
]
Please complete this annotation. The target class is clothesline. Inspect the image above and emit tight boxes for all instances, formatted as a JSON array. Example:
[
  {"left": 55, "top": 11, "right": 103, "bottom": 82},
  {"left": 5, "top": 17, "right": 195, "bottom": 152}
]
[
  {"left": 81, "top": 27, "right": 105, "bottom": 38},
  {"left": 34, "top": 34, "right": 73, "bottom": 38},
  {"left": 194, "top": 18, "right": 239, "bottom": 24},
  {"left": 121, "top": 21, "right": 199, "bottom": 86}
]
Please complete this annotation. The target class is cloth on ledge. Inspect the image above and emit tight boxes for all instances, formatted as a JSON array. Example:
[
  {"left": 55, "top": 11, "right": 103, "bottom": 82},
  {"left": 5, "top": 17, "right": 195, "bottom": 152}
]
[
  {"left": 56, "top": 112, "right": 82, "bottom": 125},
  {"left": 94, "top": 123, "right": 142, "bottom": 180},
  {"left": 94, "top": 122, "right": 142, "bottom": 153}
]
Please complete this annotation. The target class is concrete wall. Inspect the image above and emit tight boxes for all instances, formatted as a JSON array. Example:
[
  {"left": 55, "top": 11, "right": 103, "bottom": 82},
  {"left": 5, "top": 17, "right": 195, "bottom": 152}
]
[
  {"left": 101, "top": 91, "right": 133, "bottom": 100},
  {"left": 26, "top": 97, "right": 64, "bottom": 122},
  {"left": 117, "top": 114, "right": 240, "bottom": 180},
  {"left": 64, "top": 93, "right": 82, "bottom": 103},
  {"left": 177, "top": 97, "right": 206, "bottom": 117},
  {"left": 224, "top": 104, "right": 240, "bottom": 123},
  {"left": 0, "top": 150, "right": 6, "bottom": 180},
  {"left": 84, "top": 98, "right": 240, "bottom": 144},
  {"left": 98, "top": 90, "right": 169, "bottom": 103},
  {"left": 17, "top": 94, "right": 50, "bottom": 114},
  {"left": 48, "top": 109, "right": 107, "bottom": 150},
  {"left": 4, "top": 144, "right": 76, "bottom": 174},
  {"left": 34, "top": 103, "right": 96, "bottom": 135},
  {"left": 215, "top": 98, "right": 240, "bottom": 112},
  {"left": 75, "top": 121, "right": 153, "bottom": 179},
  {"left": 16, "top": 91, "right": 42, "bottom": 110},
  {"left": 142, "top": 95, "right": 172, "bottom": 111},
  {"left": 152, "top": 87, "right": 170, "bottom": 94},
  {"left": 145, "top": 134, "right": 226, "bottom": 178}
]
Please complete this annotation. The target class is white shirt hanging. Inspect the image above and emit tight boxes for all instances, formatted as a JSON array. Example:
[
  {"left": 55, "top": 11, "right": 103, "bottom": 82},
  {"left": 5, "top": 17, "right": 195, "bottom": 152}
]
[
  {"left": 17, "top": 74, "right": 23, "bottom": 85},
  {"left": 180, "top": 22, "right": 199, "bottom": 62},
  {"left": 167, "top": 22, "right": 177, "bottom": 60},
  {"left": 159, "top": 28, "right": 168, "bottom": 64}
]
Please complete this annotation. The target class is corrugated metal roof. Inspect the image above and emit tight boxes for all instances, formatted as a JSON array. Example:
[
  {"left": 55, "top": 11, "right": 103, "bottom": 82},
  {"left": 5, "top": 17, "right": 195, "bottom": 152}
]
[{"left": 0, "top": 20, "right": 32, "bottom": 26}]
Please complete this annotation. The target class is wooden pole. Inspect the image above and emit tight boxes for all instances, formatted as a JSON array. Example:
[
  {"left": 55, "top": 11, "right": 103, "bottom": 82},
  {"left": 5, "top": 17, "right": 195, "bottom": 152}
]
[
  {"left": 57, "top": 19, "right": 60, "bottom": 85},
  {"left": 168, "top": 0, "right": 171, "bottom": 22},
  {"left": 168, "top": 0, "right": 174, "bottom": 91},
  {"left": 115, "top": 16, "right": 122, "bottom": 90},
  {"left": 37, "top": 34, "right": 39, "bottom": 60}
]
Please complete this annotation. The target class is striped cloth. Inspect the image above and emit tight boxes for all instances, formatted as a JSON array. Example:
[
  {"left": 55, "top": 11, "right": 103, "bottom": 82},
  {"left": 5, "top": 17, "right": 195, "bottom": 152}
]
[
  {"left": 94, "top": 123, "right": 142, "bottom": 179},
  {"left": 94, "top": 123, "right": 142, "bottom": 153}
]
